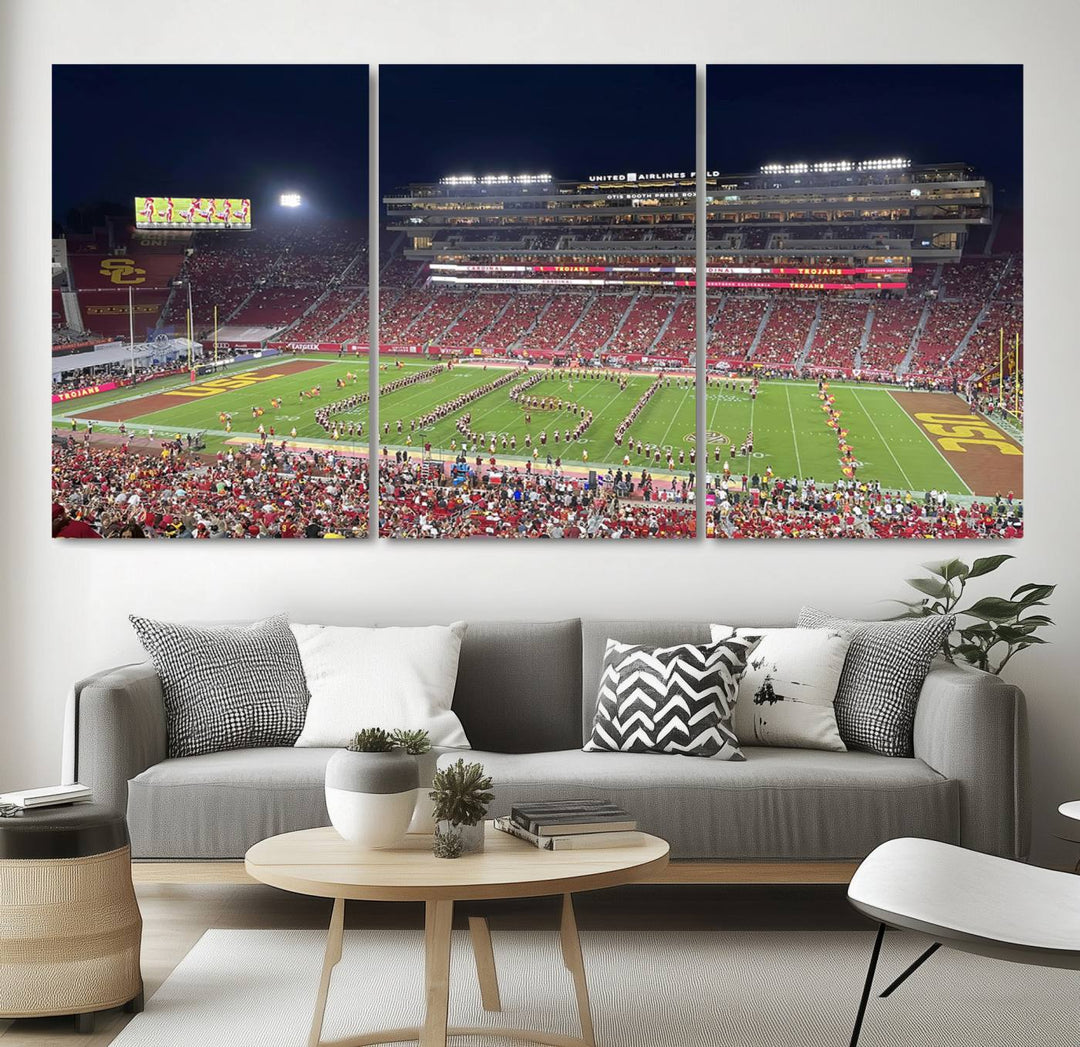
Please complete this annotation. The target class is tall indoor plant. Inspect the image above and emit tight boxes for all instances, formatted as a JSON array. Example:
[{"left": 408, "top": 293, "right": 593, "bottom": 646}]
[{"left": 891, "top": 555, "right": 1054, "bottom": 675}]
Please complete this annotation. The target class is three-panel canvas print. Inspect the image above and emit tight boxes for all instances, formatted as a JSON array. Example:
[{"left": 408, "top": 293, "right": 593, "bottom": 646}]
[{"left": 50, "top": 64, "right": 1023, "bottom": 540}]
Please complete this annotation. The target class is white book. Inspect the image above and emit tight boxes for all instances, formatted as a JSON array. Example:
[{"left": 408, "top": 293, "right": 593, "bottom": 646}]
[
  {"left": 494, "top": 816, "right": 640, "bottom": 851},
  {"left": 0, "top": 783, "right": 92, "bottom": 809}
]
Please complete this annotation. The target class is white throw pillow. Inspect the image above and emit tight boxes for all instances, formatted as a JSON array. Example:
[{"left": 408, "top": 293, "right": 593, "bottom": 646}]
[
  {"left": 709, "top": 625, "right": 849, "bottom": 752},
  {"left": 291, "top": 622, "right": 470, "bottom": 748}
]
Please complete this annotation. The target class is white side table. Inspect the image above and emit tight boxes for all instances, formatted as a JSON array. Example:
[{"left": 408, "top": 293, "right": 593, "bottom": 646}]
[{"left": 1057, "top": 800, "right": 1080, "bottom": 873}]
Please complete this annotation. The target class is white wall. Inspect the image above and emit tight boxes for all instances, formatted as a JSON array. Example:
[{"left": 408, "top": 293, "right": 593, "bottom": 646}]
[{"left": 2, "top": 0, "right": 1078, "bottom": 865}]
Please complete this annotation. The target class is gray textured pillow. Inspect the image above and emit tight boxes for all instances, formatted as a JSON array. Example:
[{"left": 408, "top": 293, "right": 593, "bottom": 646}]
[
  {"left": 130, "top": 613, "right": 310, "bottom": 758},
  {"left": 797, "top": 607, "right": 954, "bottom": 757}
]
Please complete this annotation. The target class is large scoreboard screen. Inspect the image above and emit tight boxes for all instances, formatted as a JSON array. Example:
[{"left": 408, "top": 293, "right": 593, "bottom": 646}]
[{"left": 134, "top": 197, "right": 251, "bottom": 230}]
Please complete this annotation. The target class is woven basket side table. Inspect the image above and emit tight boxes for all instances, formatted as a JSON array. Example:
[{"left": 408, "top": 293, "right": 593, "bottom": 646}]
[{"left": 0, "top": 804, "right": 143, "bottom": 1034}]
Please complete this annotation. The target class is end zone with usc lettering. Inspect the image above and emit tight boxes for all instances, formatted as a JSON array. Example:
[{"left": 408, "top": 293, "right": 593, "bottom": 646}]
[{"left": 893, "top": 391, "right": 1022, "bottom": 497}]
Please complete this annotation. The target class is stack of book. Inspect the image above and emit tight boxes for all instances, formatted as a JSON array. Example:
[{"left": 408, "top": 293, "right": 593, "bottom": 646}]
[
  {"left": 0, "top": 783, "right": 92, "bottom": 811},
  {"left": 494, "top": 799, "right": 638, "bottom": 851}
]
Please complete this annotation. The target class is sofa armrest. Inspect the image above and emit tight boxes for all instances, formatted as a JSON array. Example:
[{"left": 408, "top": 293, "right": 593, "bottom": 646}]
[
  {"left": 913, "top": 660, "right": 1029, "bottom": 859},
  {"left": 64, "top": 662, "right": 167, "bottom": 815}
]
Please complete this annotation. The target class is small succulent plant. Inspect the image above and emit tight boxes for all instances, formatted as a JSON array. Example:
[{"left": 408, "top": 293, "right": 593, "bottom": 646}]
[
  {"left": 389, "top": 728, "right": 432, "bottom": 755},
  {"left": 347, "top": 728, "right": 395, "bottom": 753},
  {"left": 430, "top": 758, "right": 494, "bottom": 827},
  {"left": 432, "top": 824, "right": 464, "bottom": 859}
]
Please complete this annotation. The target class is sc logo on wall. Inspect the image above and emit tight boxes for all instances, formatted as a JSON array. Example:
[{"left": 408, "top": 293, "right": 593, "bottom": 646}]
[{"left": 99, "top": 258, "right": 147, "bottom": 285}]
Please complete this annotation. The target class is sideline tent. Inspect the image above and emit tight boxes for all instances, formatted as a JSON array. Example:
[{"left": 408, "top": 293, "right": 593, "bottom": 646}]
[{"left": 52, "top": 338, "right": 201, "bottom": 378}]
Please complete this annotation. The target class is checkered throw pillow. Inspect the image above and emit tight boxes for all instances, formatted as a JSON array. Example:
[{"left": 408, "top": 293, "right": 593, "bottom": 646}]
[
  {"left": 584, "top": 636, "right": 759, "bottom": 760},
  {"left": 797, "top": 607, "right": 955, "bottom": 757},
  {"left": 130, "top": 613, "right": 310, "bottom": 758}
]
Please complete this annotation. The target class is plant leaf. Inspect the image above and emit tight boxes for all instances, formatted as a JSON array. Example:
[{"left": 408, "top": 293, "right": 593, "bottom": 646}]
[
  {"left": 906, "top": 577, "right": 951, "bottom": 599},
  {"left": 959, "top": 596, "right": 1024, "bottom": 621},
  {"left": 923, "top": 558, "right": 970, "bottom": 581},
  {"left": 967, "top": 554, "right": 1014, "bottom": 578},
  {"left": 1012, "top": 584, "right": 1056, "bottom": 605},
  {"left": 1018, "top": 614, "right": 1054, "bottom": 627}
]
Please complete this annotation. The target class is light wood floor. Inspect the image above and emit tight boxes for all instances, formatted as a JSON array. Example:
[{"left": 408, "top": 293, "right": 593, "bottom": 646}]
[{"left": 0, "top": 882, "right": 867, "bottom": 1045}]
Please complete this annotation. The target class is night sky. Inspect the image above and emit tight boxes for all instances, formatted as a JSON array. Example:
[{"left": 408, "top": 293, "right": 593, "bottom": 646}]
[
  {"left": 379, "top": 66, "right": 696, "bottom": 192},
  {"left": 708, "top": 65, "right": 1023, "bottom": 205},
  {"left": 52, "top": 65, "right": 368, "bottom": 226},
  {"left": 51, "top": 63, "right": 1022, "bottom": 229}
]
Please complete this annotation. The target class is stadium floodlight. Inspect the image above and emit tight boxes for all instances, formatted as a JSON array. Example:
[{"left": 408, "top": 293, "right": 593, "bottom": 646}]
[{"left": 280, "top": 192, "right": 302, "bottom": 207}]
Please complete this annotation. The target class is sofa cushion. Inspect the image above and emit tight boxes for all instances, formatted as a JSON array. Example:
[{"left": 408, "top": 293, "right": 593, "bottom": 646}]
[
  {"left": 127, "top": 747, "right": 335, "bottom": 859},
  {"left": 291, "top": 622, "right": 469, "bottom": 748},
  {"left": 583, "top": 636, "right": 758, "bottom": 760},
  {"left": 453, "top": 619, "right": 582, "bottom": 753},
  {"left": 462, "top": 747, "right": 958, "bottom": 861},
  {"left": 581, "top": 620, "right": 712, "bottom": 742}
]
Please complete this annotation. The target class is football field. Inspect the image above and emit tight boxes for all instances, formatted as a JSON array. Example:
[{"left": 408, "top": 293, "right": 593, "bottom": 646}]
[{"left": 51, "top": 357, "right": 1022, "bottom": 496}]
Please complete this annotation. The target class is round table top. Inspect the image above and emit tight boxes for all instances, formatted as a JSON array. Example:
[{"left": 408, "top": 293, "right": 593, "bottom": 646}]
[
  {"left": 0, "top": 803, "right": 129, "bottom": 860},
  {"left": 1059, "top": 801, "right": 1080, "bottom": 822},
  {"left": 245, "top": 824, "right": 670, "bottom": 902}
]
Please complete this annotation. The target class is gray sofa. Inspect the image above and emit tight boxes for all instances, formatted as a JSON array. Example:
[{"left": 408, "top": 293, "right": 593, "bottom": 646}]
[{"left": 64, "top": 618, "right": 1030, "bottom": 864}]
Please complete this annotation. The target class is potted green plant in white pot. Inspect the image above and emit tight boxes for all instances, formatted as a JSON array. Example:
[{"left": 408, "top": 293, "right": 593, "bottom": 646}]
[
  {"left": 324, "top": 728, "right": 430, "bottom": 848},
  {"left": 430, "top": 758, "right": 494, "bottom": 857}
]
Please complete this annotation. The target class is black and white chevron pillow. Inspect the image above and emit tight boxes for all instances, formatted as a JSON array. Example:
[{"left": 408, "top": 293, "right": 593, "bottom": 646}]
[
  {"left": 130, "top": 613, "right": 310, "bottom": 759},
  {"left": 584, "top": 636, "right": 759, "bottom": 760}
]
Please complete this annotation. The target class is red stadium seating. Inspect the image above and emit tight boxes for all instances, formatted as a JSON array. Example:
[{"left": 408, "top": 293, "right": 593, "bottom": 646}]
[
  {"left": 442, "top": 293, "right": 510, "bottom": 347},
  {"left": 609, "top": 294, "right": 676, "bottom": 354},
  {"left": 910, "top": 300, "right": 982, "bottom": 372},
  {"left": 286, "top": 289, "right": 362, "bottom": 341},
  {"left": 480, "top": 293, "right": 548, "bottom": 348},
  {"left": 752, "top": 299, "right": 816, "bottom": 367},
  {"left": 562, "top": 294, "right": 634, "bottom": 353},
  {"left": 861, "top": 300, "right": 925, "bottom": 371},
  {"left": 707, "top": 296, "right": 768, "bottom": 358},
  {"left": 518, "top": 293, "right": 591, "bottom": 352},
  {"left": 656, "top": 297, "right": 695, "bottom": 356},
  {"left": 805, "top": 301, "right": 869, "bottom": 369}
]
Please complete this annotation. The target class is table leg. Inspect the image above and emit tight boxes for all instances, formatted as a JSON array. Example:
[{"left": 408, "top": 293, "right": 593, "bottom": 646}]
[
  {"left": 559, "top": 894, "right": 595, "bottom": 1047},
  {"left": 469, "top": 915, "right": 502, "bottom": 1011},
  {"left": 307, "top": 897, "right": 345, "bottom": 1047},
  {"left": 421, "top": 899, "right": 454, "bottom": 1047}
]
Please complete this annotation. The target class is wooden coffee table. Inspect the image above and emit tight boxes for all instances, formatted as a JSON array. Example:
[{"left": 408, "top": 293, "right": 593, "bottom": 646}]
[{"left": 245, "top": 823, "right": 669, "bottom": 1047}]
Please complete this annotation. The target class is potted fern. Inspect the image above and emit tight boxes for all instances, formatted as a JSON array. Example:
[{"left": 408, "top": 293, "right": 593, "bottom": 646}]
[
  {"left": 430, "top": 758, "right": 494, "bottom": 857},
  {"left": 324, "top": 728, "right": 431, "bottom": 849}
]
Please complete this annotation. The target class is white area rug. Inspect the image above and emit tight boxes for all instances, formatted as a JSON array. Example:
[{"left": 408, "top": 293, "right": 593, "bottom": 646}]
[{"left": 112, "top": 928, "right": 1079, "bottom": 1046}]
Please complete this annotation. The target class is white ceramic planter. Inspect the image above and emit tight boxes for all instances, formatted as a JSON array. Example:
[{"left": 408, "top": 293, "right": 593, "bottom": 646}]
[
  {"left": 437, "top": 819, "right": 485, "bottom": 854},
  {"left": 325, "top": 750, "right": 419, "bottom": 849},
  {"left": 408, "top": 749, "right": 440, "bottom": 835}
]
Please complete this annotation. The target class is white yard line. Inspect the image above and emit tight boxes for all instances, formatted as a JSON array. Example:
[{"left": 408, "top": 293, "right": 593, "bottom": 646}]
[
  {"left": 784, "top": 384, "right": 804, "bottom": 479},
  {"left": 851, "top": 389, "right": 917, "bottom": 491},
  {"left": 887, "top": 392, "right": 973, "bottom": 495}
]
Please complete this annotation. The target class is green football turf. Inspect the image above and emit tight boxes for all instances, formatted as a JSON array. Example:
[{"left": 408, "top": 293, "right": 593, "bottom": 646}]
[
  {"left": 705, "top": 379, "right": 970, "bottom": 494},
  {"left": 55, "top": 357, "right": 372, "bottom": 454},
  {"left": 52, "top": 357, "right": 972, "bottom": 494},
  {"left": 379, "top": 364, "right": 697, "bottom": 470}
]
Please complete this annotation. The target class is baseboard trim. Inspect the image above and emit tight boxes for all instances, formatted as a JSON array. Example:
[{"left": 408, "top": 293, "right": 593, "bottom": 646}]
[{"left": 131, "top": 860, "right": 859, "bottom": 887}]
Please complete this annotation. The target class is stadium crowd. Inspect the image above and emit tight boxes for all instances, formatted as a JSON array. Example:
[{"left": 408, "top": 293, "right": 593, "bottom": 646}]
[
  {"left": 51, "top": 439, "right": 368, "bottom": 538},
  {"left": 378, "top": 457, "right": 695, "bottom": 539},
  {"left": 709, "top": 476, "right": 1022, "bottom": 539}
]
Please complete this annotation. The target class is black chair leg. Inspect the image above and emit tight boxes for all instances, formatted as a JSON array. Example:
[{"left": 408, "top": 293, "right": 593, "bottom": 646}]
[
  {"left": 879, "top": 942, "right": 941, "bottom": 998},
  {"left": 123, "top": 988, "right": 145, "bottom": 1014},
  {"left": 849, "top": 923, "right": 886, "bottom": 1047},
  {"left": 75, "top": 1010, "right": 96, "bottom": 1035}
]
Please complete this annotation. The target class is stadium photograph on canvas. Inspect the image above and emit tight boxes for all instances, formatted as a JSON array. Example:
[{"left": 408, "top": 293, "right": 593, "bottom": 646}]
[
  {"left": 703, "top": 65, "right": 1023, "bottom": 540},
  {"left": 377, "top": 64, "right": 697, "bottom": 539},
  {"left": 50, "top": 65, "right": 370, "bottom": 539}
]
